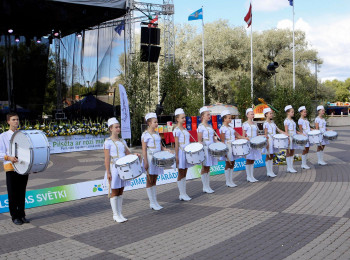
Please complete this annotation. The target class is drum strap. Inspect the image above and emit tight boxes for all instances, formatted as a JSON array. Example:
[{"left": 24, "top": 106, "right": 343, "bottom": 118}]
[{"left": 146, "top": 131, "right": 157, "bottom": 149}]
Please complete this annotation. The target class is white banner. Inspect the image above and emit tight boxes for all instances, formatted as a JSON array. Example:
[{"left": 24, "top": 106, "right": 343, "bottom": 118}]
[
  {"left": 48, "top": 134, "right": 108, "bottom": 154},
  {"left": 119, "top": 84, "right": 131, "bottom": 139}
]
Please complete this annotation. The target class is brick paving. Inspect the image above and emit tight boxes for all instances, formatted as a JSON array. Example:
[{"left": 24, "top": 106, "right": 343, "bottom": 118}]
[{"left": 0, "top": 126, "right": 350, "bottom": 259}]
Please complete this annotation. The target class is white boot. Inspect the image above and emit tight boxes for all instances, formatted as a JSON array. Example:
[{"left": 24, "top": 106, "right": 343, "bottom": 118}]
[
  {"left": 110, "top": 197, "right": 124, "bottom": 223},
  {"left": 206, "top": 173, "right": 214, "bottom": 193},
  {"left": 301, "top": 154, "right": 310, "bottom": 169},
  {"left": 250, "top": 164, "right": 259, "bottom": 182},
  {"left": 246, "top": 164, "right": 253, "bottom": 182},
  {"left": 286, "top": 157, "right": 296, "bottom": 173},
  {"left": 152, "top": 186, "right": 163, "bottom": 209},
  {"left": 146, "top": 187, "right": 161, "bottom": 210},
  {"left": 290, "top": 156, "right": 297, "bottom": 173},
  {"left": 320, "top": 151, "right": 328, "bottom": 165},
  {"left": 201, "top": 174, "right": 209, "bottom": 193},
  {"left": 229, "top": 168, "right": 237, "bottom": 187},
  {"left": 266, "top": 160, "right": 277, "bottom": 177},
  {"left": 178, "top": 178, "right": 191, "bottom": 201},
  {"left": 317, "top": 151, "right": 327, "bottom": 165},
  {"left": 117, "top": 196, "right": 127, "bottom": 222},
  {"left": 225, "top": 169, "right": 236, "bottom": 187}
]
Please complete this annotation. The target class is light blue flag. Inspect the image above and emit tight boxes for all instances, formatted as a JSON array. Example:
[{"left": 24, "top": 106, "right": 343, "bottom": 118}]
[{"left": 188, "top": 8, "right": 203, "bottom": 21}]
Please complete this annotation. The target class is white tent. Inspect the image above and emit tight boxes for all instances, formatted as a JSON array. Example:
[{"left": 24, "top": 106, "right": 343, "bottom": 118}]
[{"left": 205, "top": 103, "right": 239, "bottom": 116}]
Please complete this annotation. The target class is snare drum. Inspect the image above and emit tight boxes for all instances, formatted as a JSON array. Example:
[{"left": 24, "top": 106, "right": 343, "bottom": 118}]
[
  {"left": 208, "top": 142, "right": 228, "bottom": 158},
  {"left": 231, "top": 139, "right": 250, "bottom": 156},
  {"left": 184, "top": 142, "right": 205, "bottom": 165},
  {"left": 293, "top": 134, "right": 308, "bottom": 146},
  {"left": 323, "top": 130, "right": 338, "bottom": 141},
  {"left": 250, "top": 136, "right": 267, "bottom": 149},
  {"left": 308, "top": 130, "right": 323, "bottom": 145},
  {"left": 152, "top": 151, "right": 176, "bottom": 169},
  {"left": 273, "top": 134, "right": 289, "bottom": 149},
  {"left": 10, "top": 130, "right": 50, "bottom": 175},
  {"left": 116, "top": 154, "right": 143, "bottom": 180}
]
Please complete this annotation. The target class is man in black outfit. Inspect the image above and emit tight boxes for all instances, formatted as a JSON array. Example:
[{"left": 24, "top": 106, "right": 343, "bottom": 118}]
[{"left": 0, "top": 113, "right": 30, "bottom": 225}]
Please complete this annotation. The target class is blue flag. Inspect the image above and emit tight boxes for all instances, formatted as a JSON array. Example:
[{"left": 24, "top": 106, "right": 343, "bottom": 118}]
[
  {"left": 288, "top": 0, "right": 293, "bottom": 6},
  {"left": 188, "top": 8, "right": 203, "bottom": 21},
  {"left": 114, "top": 20, "right": 125, "bottom": 36}
]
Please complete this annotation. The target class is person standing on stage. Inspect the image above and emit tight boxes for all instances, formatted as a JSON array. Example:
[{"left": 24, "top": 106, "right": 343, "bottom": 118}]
[
  {"left": 298, "top": 106, "right": 312, "bottom": 169},
  {"left": 173, "top": 108, "right": 192, "bottom": 201},
  {"left": 104, "top": 117, "right": 135, "bottom": 223},
  {"left": 197, "top": 107, "right": 217, "bottom": 193},
  {"left": 142, "top": 112, "right": 170, "bottom": 210},
  {"left": 242, "top": 108, "right": 261, "bottom": 183},
  {"left": 0, "top": 113, "right": 30, "bottom": 225},
  {"left": 219, "top": 110, "right": 248, "bottom": 187}
]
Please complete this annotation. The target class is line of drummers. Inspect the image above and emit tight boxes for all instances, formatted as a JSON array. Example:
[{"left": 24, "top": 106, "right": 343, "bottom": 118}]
[{"left": 105, "top": 104, "right": 337, "bottom": 223}]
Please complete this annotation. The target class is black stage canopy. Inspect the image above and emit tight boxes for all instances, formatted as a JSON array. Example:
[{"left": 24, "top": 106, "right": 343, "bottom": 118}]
[{"left": 0, "top": 0, "right": 127, "bottom": 38}]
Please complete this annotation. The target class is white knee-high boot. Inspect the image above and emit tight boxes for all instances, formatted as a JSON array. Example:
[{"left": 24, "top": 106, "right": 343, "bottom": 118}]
[
  {"left": 117, "top": 196, "right": 127, "bottom": 222},
  {"left": 201, "top": 174, "right": 209, "bottom": 193},
  {"left": 206, "top": 173, "right": 214, "bottom": 193},
  {"left": 301, "top": 154, "right": 310, "bottom": 169},
  {"left": 229, "top": 168, "right": 237, "bottom": 187},
  {"left": 246, "top": 164, "right": 253, "bottom": 182},
  {"left": 152, "top": 186, "right": 163, "bottom": 209},
  {"left": 146, "top": 187, "right": 161, "bottom": 210},
  {"left": 250, "top": 164, "right": 258, "bottom": 182},
  {"left": 178, "top": 178, "right": 191, "bottom": 201},
  {"left": 225, "top": 169, "right": 236, "bottom": 187},
  {"left": 286, "top": 157, "right": 297, "bottom": 173},
  {"left": 267, "top": 160, "right": 276, "bottom": 177},
  {"left": 320, "top": 151, "right": 327, "bottom": 165},
  {"left": 110, "top": 197, "right": 124, "bottom": 222}
]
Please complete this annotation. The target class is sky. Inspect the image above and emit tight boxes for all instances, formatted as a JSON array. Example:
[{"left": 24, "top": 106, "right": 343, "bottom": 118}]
[{"left": 172, "top": 0, "right": 350, "bottom": 82}]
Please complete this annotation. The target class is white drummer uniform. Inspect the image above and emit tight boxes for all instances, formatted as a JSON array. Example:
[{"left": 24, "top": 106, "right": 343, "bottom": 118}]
[
  {"left": 219, "top": 125, "right": 237, "bottom": 161},
  {"left": 243, "top": 122, "right": 262, "bottom": 160},
  {"left": 284, "top": 118, "right": 297, "bottom": 149},
  {"left": 197, "top": 124, "right": 218, "bottom": 167},
  {"left": 298, "top": 118, "right": 311, "bottom": 147},
  {"left": 142, "top": 131, "right": 164, "bottom": 175},
  {"left": 173, "top": 127, "right": 192, "bottom": 169},
  {"left": 103, "top": 138, "right": 129, "bottom": 189},
  {"left": 263, "top": 121, "right": 278, "bottom": 154},
  {"left": 315, "top": 116, "right": 329, "bottom": 145}
]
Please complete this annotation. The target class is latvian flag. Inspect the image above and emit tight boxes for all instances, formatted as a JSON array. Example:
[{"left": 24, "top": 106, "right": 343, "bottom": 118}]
[{"left": 244, "top": 3, "right": 252, "bottom": 28}]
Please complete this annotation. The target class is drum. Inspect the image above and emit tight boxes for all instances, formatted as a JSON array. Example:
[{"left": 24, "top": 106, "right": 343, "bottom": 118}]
[
  {"left": 115, "top": 154, "right": 143, "bottom": 180},
  {"left": 293, "top": 134, "right": 308, "bottom": 146},
  {"left": 323, "top": 130, "right": 338, "bottom": 141},
  {"left": 208, "top": 142, "right": 228, "bottom": 158},
  {"left": 308, "top": 130, "right": 323, "bottom": 144},
  {"left": 9, "top": 130, "right": 50, "bottom": 175},
  {"left": 273, "top": 134, "right": 289, "bottom": 149},
  {"left": 184, "top": 142, "right": 205, "bottom": 165},
  {"left": 250, "top": 136, "right": 267, "bottom": 149},
  {"left": 152, "top": 151, "right": 175, "bottom": 169},
  {"left": 231, "top": 139, "right": 250, "bottom": 156}
]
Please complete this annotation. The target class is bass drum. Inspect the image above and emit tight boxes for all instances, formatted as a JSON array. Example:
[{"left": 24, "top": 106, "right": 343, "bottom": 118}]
[{"left": 10, "top": 130, "right": 50, "bottom": 175}]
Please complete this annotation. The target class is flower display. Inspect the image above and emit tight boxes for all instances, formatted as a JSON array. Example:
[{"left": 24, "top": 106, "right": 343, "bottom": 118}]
[
  {"left": 273, "top": 149, "right": 301, "bottom": 165},
  {"left": 0, "top": 120, "right": 109, "bottom": 137}
]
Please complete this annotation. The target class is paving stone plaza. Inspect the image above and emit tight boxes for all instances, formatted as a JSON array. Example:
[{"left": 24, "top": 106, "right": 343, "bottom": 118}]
[{"left": 0, "top": 126, "right": 349, "bottom": 260}]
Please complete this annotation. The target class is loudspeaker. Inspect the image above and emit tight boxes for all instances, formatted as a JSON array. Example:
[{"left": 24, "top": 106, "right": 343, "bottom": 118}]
[
  {"left": 140, "top": 45, "right": 161, "bottom": 62},
  {"left": 141, "top": 27, "right": 160, "bottom": 45}
]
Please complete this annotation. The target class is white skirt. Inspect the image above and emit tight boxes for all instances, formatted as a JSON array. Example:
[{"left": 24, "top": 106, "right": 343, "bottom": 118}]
[
  {"left": 287, "top": 136, "right": 298, "bottom": 150},
  {"left": 224, "top": 143, "right": 238, "bottom": 162},
  {"left": 246, "top": 148, "right": 262, "bottom": 161},
  {"left": 146, "top": 150, "right": 164, "bottom": 175},
  {"left": 263, "top": 136, "right": 278, "bottom": 155},
  {"left": 177, "top": 148, "right": 192, "bottom": 169},
  {"left": 104, "top": 166, "right": 129, "bottom": 189},
  {"left": 321, "top": 139, "right": 330, "bottom": 146},
  {"left": 203, "top": 145, "right": 218, "bottom": 167}
]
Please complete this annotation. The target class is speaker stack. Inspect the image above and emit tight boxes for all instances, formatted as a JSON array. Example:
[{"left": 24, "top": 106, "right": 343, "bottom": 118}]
[{"left": 140, "top": 27, "right": 161, "bottom": 62}]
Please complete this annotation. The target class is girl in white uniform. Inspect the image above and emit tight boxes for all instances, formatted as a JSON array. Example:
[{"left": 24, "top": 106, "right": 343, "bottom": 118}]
[
  {"left": 298, "top": 106, "right": 312, "bottom": 169},
  {"left": 242, "top": 108, "right": 261, "bottom": 183},
  {"left": 104, "top": 118, "right": 137, "bottom": 223},
  {"left": 142, "top": 112, "right": 171, "bottom": 210},
  {"left": 173, "top": 108, "right": 192, "bottom": 201},
  {"left": 197, "top": 107, "right": 218, "bottom": 193},
  {"left": 263, "top": 107, "right": 285, "bottom": 177},
  {"left": 315, "top": 105, "right": 330, "bottom": 165},
  {"left": 219, "top": 110, "right": 248, "bottom": 187},
  {"left": 284, "top": 105, "right": 303, "bottom": 173}
]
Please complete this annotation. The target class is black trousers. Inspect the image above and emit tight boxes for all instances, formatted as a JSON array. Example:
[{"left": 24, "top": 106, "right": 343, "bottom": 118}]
[{"left": 6, "top": 171, "right": 29, "bottom": 220}]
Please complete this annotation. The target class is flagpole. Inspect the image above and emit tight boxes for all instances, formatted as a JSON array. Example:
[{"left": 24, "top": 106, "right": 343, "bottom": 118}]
[
  {"left": 250, "top": 2, "right": 253, "bottom": 101},
  {"left": 292, "top": 1, "right": 295, "bottom": 90},
  {"left": 202, "top": 6, "right": 205, "bottom": 106}
]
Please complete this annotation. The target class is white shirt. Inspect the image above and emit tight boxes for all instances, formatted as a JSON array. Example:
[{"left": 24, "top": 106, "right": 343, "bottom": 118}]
[
  {"left": 284, "top": 118, "right": 296, "bottom": 135},
  {"left": 142, "top": 131, "right": 162, "bottom": 152},
  {"left": 197, "top": 123, "right": 215, "bottom": 145},
  {"left": 263, "top": 121, "right": 277, "bottom": 136},
  {"left": 0, "top": 130, "right": 14, "bottom": 167},
  {"left": 243, "top": 122, "right": 258, "bottom": 138},
  {"left": 219, "top": 125, "right": 236, "bottom": 143},
  {"left": 173, "top": 127, "right": 190, "bottom": 149},
  {"left": 104, "top": 138, "right": 127, "bottom": 162},
  {"left": 315, "top": 117, "right": 327, "bottom": 133},
  {"left": 298, "top": 118, "right": 311, "bottom": 134}
]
